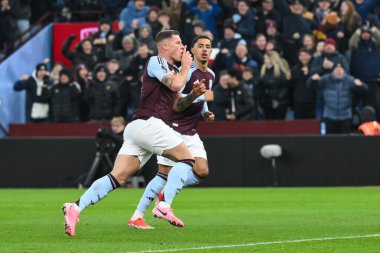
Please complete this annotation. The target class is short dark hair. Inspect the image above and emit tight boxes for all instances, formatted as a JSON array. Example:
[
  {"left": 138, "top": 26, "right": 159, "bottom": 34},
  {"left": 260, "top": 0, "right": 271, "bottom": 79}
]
[
  {"left": 191, "top": 35, "right": 211, "bottom": 48},
  {"left": 228, "top": 69, "right": 242, "bottom": 80},
  {"left": 155, "top": 30, "right": 180, "bottom": 44}
]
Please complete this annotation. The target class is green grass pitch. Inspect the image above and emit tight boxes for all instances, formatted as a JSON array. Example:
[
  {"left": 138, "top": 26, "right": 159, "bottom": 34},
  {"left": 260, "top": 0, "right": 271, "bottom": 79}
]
[{"left": 0, "top": 187, "right": 379, "bottom": 253}]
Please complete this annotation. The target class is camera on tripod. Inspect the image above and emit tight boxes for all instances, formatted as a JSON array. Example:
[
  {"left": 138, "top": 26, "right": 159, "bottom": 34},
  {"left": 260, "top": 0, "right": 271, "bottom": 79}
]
[{"left": 82, "top": 128, "right": 124, "bottom": 187}]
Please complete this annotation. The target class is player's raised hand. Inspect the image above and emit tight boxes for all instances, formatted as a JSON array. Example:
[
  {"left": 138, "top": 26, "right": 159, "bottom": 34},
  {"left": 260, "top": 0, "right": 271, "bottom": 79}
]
[
  {"left": 181, "top": 45, "right": 193, "bottom": 69},
  {"left": 204, "top": 90, "right": 214, "bottom": 102},
  {"left": 204, "top": 111, "right": 215, "bottom": 123},
  {"left": 192, "top": 79, "right": 206, "bottom": 97}
]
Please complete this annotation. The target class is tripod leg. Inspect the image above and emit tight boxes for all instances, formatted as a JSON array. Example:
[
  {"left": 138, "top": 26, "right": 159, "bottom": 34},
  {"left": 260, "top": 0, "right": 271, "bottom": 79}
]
[
  {"left": 103, "top": 153, "right": 114, "bottom": 173},
  {"left": 84, "top": 152, "right": 102, "bottom": 187}
]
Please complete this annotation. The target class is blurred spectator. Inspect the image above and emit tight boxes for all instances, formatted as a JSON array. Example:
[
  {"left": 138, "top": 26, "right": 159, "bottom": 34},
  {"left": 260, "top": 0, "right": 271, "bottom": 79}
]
[
  {"left": 317, "top": 12, "right": 343, "bottom": 46},
  {"left": 189, "top": 0, "right": 222, "bottom": 40},
  {"left": 349, "top": 25, "right": 380, "bottom": 118},
  {"left": 157, "top": 10, "right": 171, "bottom": 30},
  {"left": 251, "top": 33, "right": 267, "bottom": 67},
  {"left": 228, "top": 0, "right": 255, "bottom": 42},
  {"left": 276, "top": 0, "right": 316, "bottom": 66},
  {"left": 308, "top": 64, "right": 368, "bottom": 134},
  {"left": 106, "top": 59, "right": 128, "bottom": 117},
  {"left": 13, "top": 63, "right": 51, "bottom": 122},
  {"left": 264, "top": 19, "right": 284, "bottom": 55},
  {"left": 75, "top": 64, "right": 90, "bottom": 121},
  {"left": 314, "top": 0, "right": 332, "bottom": 25},
  {"left": 339, "top": 0, "right": 362, "bottom": 53},
  {"left": 0, "top": 0, "right": 18, "bottom": 52},
  {"left": 255, "top": 0, "right": 281, "bottom": 35},
  {"left": 182, "top": 19, "right": 206, "bottom": 46},
  {"left": 314, "top": 39, "right": 325, "bottom": 57},
  {"left": 214, "top": 43, "right": 258, "bottom": 77},
  {"left": 290, "top": 48, "right": 315, "bottom": 119},
  {"left": 90, "top": 18, "right": 116, "bottom": 62},
  {"left": 242, "top": 66, "right": 262, "bottom": 118},
  {"left": 358, "top": 106, "right": 380, "bottom": 135},
  {"left": 211, "top": 69, "right": 255, "bottom": 121},
  {"left": 105, "top": 35, "right": 138, "bottom": 73},
  {"left": 85, "top": 64, "right": 121, "bottom": 122},
  {"left": 310, "top": 38, "right": 349, "bottom": 76},
  {"left": 49, "top": 62, "right": 64, "bottom": 84},
  {"left": 258, "top": 50, "right": 291, "bottom": 119},
  {"left": 211, "top": 70, "right": 230, "bottom": 120},
  {"left": 302, "top": 33, "right": 316, "bottom": 52},
  {"left": 137, "top": 24, "right": 156, "bottom": 53},
  {"left": 125, "top": 43, "right": 151, "bottom": 83},
  {"left": 44, "top": 68, "right": 81, "bottom": 123},
  {"left": 352, "top": 0, "right": 378, "bottom": 22},
  {"left": 224, "top": 69, "right": 255, "bottom": 120},
  {"left": 146, "top": 7, "right": 162, "bottom": 38},
  {"left": 217, "top": 23, "right": 245, "bottom": 54},
  {"left": 62, "top": 35, "right": 99, "bottom": 71},
  {"left": 162, "top": 0, "right": 188, "bottom": 32},
  {"left": 119, "top": 0, "right": 150, "bottom": 36}
]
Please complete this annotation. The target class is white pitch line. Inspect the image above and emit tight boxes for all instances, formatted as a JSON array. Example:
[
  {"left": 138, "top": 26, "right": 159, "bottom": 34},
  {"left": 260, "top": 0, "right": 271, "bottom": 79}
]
[{"left": 126, "top": 234, "right": 380, "bottom": 253}]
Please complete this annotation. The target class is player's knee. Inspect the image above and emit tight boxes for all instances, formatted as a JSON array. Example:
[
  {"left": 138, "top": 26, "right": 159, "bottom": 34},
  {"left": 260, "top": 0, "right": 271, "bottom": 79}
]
[{"left": 193, "top": 165, "right": 209, "bottom": 178}]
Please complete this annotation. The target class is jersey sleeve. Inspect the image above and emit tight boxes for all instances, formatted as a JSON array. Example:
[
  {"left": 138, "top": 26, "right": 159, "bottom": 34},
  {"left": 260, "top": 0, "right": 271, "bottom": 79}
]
[{"left": 147, "top": 56, "right": 171, "bottom": 82}]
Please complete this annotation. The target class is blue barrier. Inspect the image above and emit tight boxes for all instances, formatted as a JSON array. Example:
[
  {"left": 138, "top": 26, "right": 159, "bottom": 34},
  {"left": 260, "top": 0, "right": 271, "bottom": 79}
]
[{"left": 0, "top": 24, "right": 52, "bottom": 137}]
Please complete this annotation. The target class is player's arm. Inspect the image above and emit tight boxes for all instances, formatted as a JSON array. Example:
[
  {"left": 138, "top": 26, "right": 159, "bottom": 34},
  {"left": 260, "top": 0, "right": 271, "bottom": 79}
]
[
  {"left": 148, "top": 51, "right": 193, "bottom": 92},
  {"left": 201, "top": 102, "right": 215, "bottom": 122},
  {"left": 173, "top": 80, "right": 206, "bottom": 112}
]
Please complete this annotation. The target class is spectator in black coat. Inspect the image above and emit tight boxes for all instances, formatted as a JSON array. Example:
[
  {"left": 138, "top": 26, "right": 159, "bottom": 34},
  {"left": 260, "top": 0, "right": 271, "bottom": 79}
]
[
  {"left": 85, "top": 64, "right": 121, "bottom": 122},
  {"left": 290, "top": 48, "right": 315, "bottom": 119},
  {"left": 62, "top": 35, "right": 99, "bottom": 71},
  {"left": 45, "top": 68, "right": 81, "bottom": 123},
  {"left": 229, "top": 0, "right": 255, "bottom": 42}
]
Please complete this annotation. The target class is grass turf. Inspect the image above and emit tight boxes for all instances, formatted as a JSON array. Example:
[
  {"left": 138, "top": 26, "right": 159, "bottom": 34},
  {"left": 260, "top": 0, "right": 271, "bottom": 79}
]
[{"left": 0, "top": 187, "right": 379, "bottom": 253}]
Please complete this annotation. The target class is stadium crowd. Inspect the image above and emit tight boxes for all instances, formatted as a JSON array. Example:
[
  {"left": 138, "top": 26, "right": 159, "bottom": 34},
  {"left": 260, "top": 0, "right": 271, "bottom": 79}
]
[{"left": 4, "top": 0, "right": 380, "bottom": 134}]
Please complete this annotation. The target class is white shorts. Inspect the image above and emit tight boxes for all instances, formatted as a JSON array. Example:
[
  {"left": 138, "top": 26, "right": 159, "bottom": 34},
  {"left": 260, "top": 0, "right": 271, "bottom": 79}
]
[
  {"left": 118, "top": 117, "right": 183, "bottom": 169},
  {"left": 157, "top": 133, "right": 207, "bottom": 167}
]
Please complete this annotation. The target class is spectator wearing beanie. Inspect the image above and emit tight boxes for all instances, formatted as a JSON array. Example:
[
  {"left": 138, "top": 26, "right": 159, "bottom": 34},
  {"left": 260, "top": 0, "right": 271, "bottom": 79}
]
[
  {"left": 310, "top": 37, "right": 349, "bottom": 76},
  {"left": 45, "top": 68, "right": 81, "bottom": 123},
  {"left": 13, "top": 63, "right": 51, "bottom": 123},
  {"left": 145, "top": 6, "right": 162, "bottom": 38},
  {"left": 90, "top": 18, "right": 116, "bottom": 61},
  {"left": 105, "top": 35, "right": 138, "bottom": 72},
  {"left": 255, "top": 0, "right": 281, "bottom": 35}
]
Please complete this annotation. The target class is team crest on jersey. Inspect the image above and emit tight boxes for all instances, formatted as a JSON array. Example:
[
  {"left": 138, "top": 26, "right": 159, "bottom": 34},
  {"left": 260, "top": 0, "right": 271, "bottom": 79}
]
[{"left": 161, "top": 65, "right": 168, "bottom": 73}]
